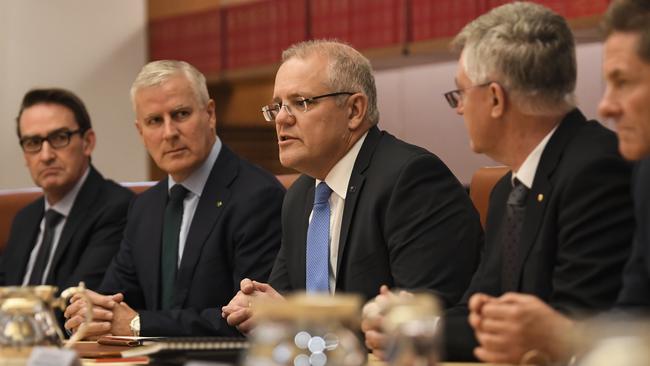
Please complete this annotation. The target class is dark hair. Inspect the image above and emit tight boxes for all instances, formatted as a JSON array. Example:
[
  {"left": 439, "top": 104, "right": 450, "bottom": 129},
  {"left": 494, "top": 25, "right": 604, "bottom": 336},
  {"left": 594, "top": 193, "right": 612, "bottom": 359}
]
[
  {"left": 603, "top": 0, "right": 650, "bottom": 62},
  {"left": 16, "top": 88, "right": 92, "bottom": 137}
]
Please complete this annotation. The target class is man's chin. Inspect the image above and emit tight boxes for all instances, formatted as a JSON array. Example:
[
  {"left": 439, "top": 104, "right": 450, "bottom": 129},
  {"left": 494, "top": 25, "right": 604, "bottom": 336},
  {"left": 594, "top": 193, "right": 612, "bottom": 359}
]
[
  {"left": 620, "top": 144, "right": 650, "bottom": 161},
  {"left": 278, "top": 154, "right": 302, "bottom": 171},
  {"left": 37, "top": 177, "right": 62, "bottom": 190},
  {"left": 38, "top": 181, "right": 71, "bottom": 198},
  {"left": 162, "top": 160, "right": 200, "bottom": 181}
]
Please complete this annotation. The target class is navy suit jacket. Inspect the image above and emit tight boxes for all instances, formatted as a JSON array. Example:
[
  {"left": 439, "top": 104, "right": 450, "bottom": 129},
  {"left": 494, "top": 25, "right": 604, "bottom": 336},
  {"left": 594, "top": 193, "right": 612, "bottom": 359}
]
[
  {"left": 100, "top": 145, "right": 284, "bottom": 336},
  {"left": 269, "top": 126, "right": 483, "bottom": 306},
  {"left": 616, "top": 157, "right": 650, "bottom": 312},
  {"left": 445, "top": 110, "right": 635, "bottom": 360},
  {"left": 0, "top": 166, "right": 133, "bottom": 291}
]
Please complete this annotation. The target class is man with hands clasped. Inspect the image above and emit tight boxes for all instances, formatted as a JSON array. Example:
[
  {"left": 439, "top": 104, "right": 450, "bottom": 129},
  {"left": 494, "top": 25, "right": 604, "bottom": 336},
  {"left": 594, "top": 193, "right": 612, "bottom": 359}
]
[
  {"left": 466, "top": 0, "right": 650, "bottom": 363},
  {"left": 363, "top": 2, "right": 635, "bottom": 362},
  {"left": 64, "top": 60, "right": 284, "bottom": 338},
  {"left": 222, "top": 40, "right": 482, "bottom": 334}
]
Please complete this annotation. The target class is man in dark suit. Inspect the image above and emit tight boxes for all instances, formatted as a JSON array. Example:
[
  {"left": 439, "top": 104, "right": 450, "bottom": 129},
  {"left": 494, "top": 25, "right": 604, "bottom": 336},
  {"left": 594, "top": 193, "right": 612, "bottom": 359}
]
[
  {"left": 456, "top": 1, "right": 650, "bottom": 363},
  {"left": 363, "top": 2, "right": 635, "bottom": 362},
  {"left": 222, "top": 40, "right": 482, "bottom": 333},
  {"left": 440, "top": 2, "right": 635, "bottom": 361},
  {"left": 0, "top": 88, "right": 132, "bottom": 293},
  {"left": 64, "top": 60, "right": 284, "bottom": 337}
]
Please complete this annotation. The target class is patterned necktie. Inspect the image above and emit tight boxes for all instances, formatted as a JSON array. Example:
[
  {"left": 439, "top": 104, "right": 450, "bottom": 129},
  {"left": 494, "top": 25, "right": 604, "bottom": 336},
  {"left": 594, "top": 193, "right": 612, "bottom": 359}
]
[
  {"left": 501, "top": 179, "right": 528, "bottom": 292},
  {"left": 161, "top": 184, "right": 188, "bottom": 310},
  {"left": 28, "top": 209, "right": 63, "bottom": 285},
  {"left": 306, "top": 182, "right": 332, "bottom": 293}
]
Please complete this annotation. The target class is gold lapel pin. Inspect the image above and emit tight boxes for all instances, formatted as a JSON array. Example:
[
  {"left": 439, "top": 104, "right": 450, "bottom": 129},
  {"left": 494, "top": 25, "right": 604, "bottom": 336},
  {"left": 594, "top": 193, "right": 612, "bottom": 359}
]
[
  {"left": 537, "top": 194, "right": 544, "bottom": 202},
  {"left": 216, "top": 201, "right": 223, "bottom": 207}
]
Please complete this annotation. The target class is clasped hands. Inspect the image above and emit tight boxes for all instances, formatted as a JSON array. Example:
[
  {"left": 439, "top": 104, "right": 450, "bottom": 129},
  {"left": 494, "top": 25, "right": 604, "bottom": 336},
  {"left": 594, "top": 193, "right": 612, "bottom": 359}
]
[
  {"left": 64, "top": 289, "right": 137, "bottom": 340},
  {"left": 468, "top": 292, "right": 574, "bottom": 364},
  {"left": 221, "top": 278, "right": 284, "bottom": 334},
  {"left": 360, "top": 287, "right": 573, "bottom": 364}
]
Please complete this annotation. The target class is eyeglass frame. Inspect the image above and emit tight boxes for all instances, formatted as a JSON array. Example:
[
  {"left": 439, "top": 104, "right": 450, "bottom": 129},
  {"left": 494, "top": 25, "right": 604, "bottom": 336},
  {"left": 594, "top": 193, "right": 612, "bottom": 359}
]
[
  {"left": 443, "top": 81, "right": 496, "bottom": 109},
  {"left": 19, "top": 128, "right": 84, "bottom": 153},
  {"left": 261, "top": 91, "right": 357, "bottom": 122}
]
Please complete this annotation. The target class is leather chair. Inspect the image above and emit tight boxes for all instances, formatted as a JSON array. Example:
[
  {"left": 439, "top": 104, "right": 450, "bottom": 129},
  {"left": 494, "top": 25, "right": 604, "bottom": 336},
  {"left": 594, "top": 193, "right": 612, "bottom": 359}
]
[
  {"left": 0, "top": 188, "right": 43, "bottom": 255},
  {"left": 469, "top": 166, "right": 509, "bottom": 229},
  {"left": 275, "top": 173, "right": 299, "bottom": 190},
  {"left": 0, "top": 174, "right": 300, "bottom": 254}
]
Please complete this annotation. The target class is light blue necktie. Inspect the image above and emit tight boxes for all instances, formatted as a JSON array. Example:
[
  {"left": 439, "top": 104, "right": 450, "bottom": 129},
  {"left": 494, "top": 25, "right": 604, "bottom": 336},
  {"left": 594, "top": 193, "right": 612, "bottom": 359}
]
[{"left": 306, "top": 182, "right": 332, "bottom": 293}]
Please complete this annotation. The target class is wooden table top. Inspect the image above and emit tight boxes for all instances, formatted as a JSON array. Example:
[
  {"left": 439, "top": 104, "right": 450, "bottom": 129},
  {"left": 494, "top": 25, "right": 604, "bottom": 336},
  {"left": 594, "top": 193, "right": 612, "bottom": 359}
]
[{"left": 367, "top": 353, "right": 511, "bottom": 366}]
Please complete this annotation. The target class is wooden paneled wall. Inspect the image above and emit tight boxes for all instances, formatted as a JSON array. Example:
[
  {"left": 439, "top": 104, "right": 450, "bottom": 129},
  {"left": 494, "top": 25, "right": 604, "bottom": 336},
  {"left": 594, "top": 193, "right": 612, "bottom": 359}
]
[
  {"left": 145, "top": 0, "right": 608, "bottom": 180},
  {"left": 146, "top": 0, "right": 291, "bottom": 181}
]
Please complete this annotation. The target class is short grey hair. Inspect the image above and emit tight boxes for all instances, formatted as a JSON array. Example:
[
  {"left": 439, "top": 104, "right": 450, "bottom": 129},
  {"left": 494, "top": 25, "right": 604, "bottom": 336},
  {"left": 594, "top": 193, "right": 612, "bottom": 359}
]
[
  {"left": 452, "top": 2, "right": 576, "bottom": 116},
  {"left": 282, "top": 40, "right": 379, "bottom": 125},
  {"left": 130, "top": 60, "right": 210, "bottom": 108}
]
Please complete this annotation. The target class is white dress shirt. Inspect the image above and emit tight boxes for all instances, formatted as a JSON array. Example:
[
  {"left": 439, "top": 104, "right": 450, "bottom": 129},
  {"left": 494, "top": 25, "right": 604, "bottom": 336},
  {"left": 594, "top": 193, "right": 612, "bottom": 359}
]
[
  {"left": 512, "top": 125, "right": 558, "bottom": 188},
  {"left": 168, "top": 137, "right": 222, "bottom": 266},
  {"left": 22, "top": 167, "right": 90, "bottom": 285},
  {"left": 312, "top": 132, "right": 368, "bottom": 293}
]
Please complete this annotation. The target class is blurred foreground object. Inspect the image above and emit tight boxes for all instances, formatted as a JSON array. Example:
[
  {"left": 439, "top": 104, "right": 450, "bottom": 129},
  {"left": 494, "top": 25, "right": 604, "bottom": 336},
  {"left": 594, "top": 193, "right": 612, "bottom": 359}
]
[
  {"left": 577, "top": 318, "right": 650, "bottom": 366},
  {"left": 382, "top": 292, "right": 442, "bottom": 366},
  {"left": 243, "top": 293, "right": 365, "bottom": 366},
  {"left": 0, "top": 283, "right": 91, "bottom": 362}
]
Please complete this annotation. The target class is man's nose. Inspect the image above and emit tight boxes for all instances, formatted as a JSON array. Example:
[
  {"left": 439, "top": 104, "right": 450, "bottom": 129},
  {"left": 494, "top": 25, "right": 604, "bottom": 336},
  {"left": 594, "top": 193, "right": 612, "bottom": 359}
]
[
  {"left": 38, "top": 141, "right": 56, "bottom": 161},
  {"left": 275, "top": 105, "right": 295, "bottom": 125},
  {"left": 597, "top": 88, "right": 619, "bottom": 121},
  {"left": 162, "top": 118, "right": 179, "bottom": 138}
]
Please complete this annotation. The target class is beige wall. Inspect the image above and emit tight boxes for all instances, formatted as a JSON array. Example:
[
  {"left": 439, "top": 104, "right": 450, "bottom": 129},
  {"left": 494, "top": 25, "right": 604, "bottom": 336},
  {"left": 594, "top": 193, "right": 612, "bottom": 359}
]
[{"left": 0, "top": 0, "right": 148, "bottom": 189}]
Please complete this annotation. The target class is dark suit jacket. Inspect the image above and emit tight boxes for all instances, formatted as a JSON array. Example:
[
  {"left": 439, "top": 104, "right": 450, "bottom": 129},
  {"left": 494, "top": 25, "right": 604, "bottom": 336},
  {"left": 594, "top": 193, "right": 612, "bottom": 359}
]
[
  {"left": 445, "top": 109, "right": 635, "bottom": 360},
  {"left": 269, "top": 126, "right": 482, "bottom": 307},
  {"left": 100, "top": 145, "right": 284, "bottom": 336},
  {"left": 616, "top": 157, "right": 650, "bottom": 312},
  {"left": 0, "top": 166, "right": 133, "bottom": 291}
]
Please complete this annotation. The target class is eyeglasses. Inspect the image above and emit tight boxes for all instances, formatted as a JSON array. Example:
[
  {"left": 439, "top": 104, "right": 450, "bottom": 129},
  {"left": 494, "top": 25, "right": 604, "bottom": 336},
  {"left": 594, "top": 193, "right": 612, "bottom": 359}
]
[
  {"left": 19, "top": 129, "right": 83, "bottom": 153},
  {"left": 261, "top": 91, "right": 356, "bottom": 122},
  {"left": 443, "top": 81, "right": 494, "bottom": 108}
]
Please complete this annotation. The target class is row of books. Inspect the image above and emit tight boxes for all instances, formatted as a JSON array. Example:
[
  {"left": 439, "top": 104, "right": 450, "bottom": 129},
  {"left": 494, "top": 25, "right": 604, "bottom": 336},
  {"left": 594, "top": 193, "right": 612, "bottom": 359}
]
[{"left": 149, "top": 0, "right": 610, "bottom": 74}]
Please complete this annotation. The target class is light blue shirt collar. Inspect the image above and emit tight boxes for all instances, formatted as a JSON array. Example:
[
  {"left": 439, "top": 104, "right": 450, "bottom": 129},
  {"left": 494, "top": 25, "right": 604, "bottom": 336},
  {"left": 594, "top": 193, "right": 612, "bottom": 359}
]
[
  {"left": 168, "top": 137, "right": 222, "bottom": 197},
  {"left": 315, "top": 131, "right": 368, "bottom": 200}
]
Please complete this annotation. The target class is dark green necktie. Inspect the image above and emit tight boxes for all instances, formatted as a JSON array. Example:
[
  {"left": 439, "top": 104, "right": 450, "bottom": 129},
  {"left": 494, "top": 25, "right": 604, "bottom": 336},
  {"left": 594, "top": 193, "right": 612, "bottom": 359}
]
[{"left": 161, "top": 184, "right": 188, "bottom": 310}]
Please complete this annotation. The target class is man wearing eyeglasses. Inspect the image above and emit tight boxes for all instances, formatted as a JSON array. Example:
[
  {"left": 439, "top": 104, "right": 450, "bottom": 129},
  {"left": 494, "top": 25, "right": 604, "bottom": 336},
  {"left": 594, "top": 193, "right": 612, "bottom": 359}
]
[
  {"left": 363, "top": 3, "right": 636, "bottom": 362},
  {"left": 0, "top": 88, "right": 133, "bottom": 294},
  {"left": 445, "top": 1, "right": 650, "bottom": 364},
  {"left": 436, "top": 2, "right": 635, "bottom": 361},
  {"left": 222, "top": 40, "right": 483, "bottom": 333},
  {"left": 64, "top": 60, "right": 284, "bottom": 338}
]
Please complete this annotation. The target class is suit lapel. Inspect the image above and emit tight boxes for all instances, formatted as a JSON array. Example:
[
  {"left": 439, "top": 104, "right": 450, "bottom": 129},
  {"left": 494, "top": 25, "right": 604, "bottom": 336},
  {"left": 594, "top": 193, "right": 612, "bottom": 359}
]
[
  {"left": 10, "top": 201, "right": 44, "bottom": 284},
  {"left": 335, "top": 127, "right": 379, "bottom": 279},
  {"left": 48, "top": 167, "right": 103, "bottom": 282},
  {"left": 514, "top": 110, "right": 586, "bottom": 288},
  {"left": 147, "top": 180, "right": 168, "bottom": 310},
  {"left": 486, "top": 174, "right": 512, "bottom": 254},
  {"left": 483, "top": 175, "right": 511, "bottom": 291},
  {"left": 295, "top": 183, "right": 315, "bottom": 289},
  {"left": 173, "top": 146, "right": 237, "bottom": 306}
]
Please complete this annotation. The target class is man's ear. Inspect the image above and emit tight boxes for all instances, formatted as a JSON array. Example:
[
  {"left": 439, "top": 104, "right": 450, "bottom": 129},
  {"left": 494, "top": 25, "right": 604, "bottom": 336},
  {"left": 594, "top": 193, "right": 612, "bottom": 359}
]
[
  {"left": 207, "top": 99, "right": 217, "bottom": 134},
  {"left": 134, "top": 120, "right": 147, "bottom": 145},
  {"left": 347, "top": 93, "right": 368, "bottom": 131},
  {"left": 134, "top": 119, "right": 143, "bottom": 135},
  {"left": 489, "top": 82, "right": 506, "bottom": 119},
  {"left": 81, "top": 128, "right": 96, "bottom": 156}
]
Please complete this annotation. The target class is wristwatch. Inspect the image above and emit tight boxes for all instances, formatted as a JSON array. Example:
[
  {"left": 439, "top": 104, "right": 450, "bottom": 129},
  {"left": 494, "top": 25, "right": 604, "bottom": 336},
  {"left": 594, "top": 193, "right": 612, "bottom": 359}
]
[{"left": 129, "top": 314, "right": 141, "bottom": 337}]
